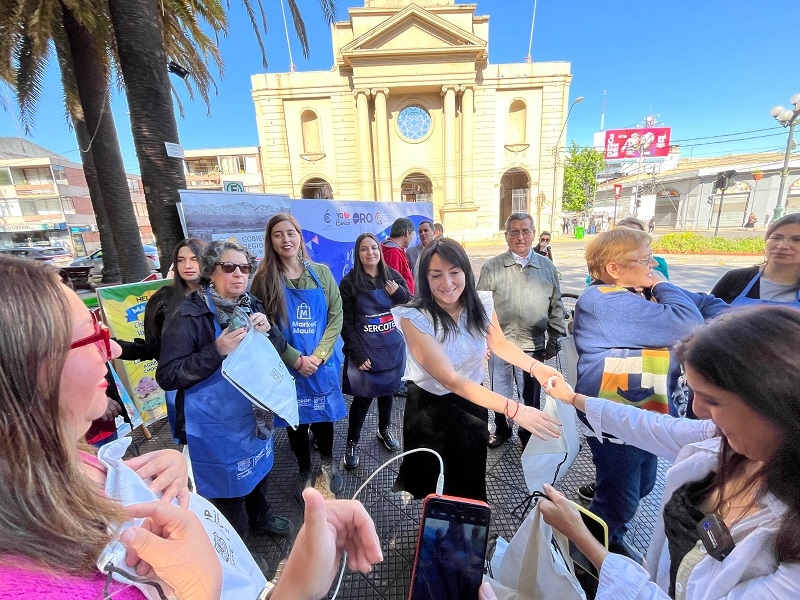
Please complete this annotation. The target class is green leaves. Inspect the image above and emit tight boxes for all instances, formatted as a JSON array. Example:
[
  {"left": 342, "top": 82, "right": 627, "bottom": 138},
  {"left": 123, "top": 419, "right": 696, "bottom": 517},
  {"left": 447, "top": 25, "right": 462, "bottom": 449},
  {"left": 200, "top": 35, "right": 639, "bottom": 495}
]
[
  {"left": 562, "top": 141, "right": 605, "bottom": 213},
  {"left": 652, "top": 233, "right": 765, "bottom": 254}
]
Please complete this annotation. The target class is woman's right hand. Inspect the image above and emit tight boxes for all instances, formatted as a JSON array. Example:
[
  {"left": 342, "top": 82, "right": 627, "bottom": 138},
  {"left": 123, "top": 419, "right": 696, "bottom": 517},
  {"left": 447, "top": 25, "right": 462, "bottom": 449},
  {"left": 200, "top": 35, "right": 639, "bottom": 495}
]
[
  {"left": 544, "top": 376, "right": 575, "bottom": 404},
  {"left": 511, "top": 402, "right": 562, "bottom": 440},
  {"left": 358, "top": 359, "right": 372, "bottom": 371},
  {"left": 120, "top": 501, "right": 222, "bottom": 600},
  {"left": 215, "top": 325, "right": 246, "bottom": 357},
  {"left": 293, "top": 355, "right": 319, "bottom": 377}
]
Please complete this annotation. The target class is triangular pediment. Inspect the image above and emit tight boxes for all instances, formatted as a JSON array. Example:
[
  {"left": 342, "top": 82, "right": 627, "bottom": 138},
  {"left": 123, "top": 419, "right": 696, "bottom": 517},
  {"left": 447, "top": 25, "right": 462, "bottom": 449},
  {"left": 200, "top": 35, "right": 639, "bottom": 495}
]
[{"left": 340, "top": 4, "right": 487, "bottom": 65}]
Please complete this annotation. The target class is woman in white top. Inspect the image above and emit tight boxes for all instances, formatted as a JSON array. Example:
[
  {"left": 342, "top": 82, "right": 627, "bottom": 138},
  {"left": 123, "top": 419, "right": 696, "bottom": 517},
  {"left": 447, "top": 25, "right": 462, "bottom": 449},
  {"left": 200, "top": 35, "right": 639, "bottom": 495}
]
[
  {"left": 391, "top": 238, "right": 564, "bottom": 501},
  {"left": 483, "top": 305, "right": 800, "bottom": 600}
]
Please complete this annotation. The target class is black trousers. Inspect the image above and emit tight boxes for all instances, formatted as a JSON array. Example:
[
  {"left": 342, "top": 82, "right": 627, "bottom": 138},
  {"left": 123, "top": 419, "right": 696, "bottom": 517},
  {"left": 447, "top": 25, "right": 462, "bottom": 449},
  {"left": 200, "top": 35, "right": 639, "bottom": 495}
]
[
  {"left": 286, "top": 421, "right": 334, "bottom": 470},
  {"left": 208, "top": 472, "right": 271, "bottom": 541},
  {"left": 346, "top": 394, "right": 393, "bottom": 442}
]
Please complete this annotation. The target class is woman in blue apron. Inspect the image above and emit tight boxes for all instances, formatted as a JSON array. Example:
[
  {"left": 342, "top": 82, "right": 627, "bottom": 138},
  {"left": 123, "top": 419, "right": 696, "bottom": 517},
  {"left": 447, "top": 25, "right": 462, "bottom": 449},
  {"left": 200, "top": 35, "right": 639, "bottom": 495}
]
[
  {"left": 157, "top": 240, "right": 293, "bottom": 540},
  {"left": 711, "top": 213, "right": 800, "bottom": 308},
  {"left": 339, "top": 233, "right": 410, "bottom": 470},
  {"left": 251, "top": 214, "right": 346, "bottom": 502}
]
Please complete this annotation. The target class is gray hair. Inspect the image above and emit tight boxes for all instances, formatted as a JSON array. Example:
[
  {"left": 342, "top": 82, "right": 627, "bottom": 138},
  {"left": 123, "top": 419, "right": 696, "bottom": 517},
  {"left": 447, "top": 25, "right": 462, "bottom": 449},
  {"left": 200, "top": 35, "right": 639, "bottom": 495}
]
[
  {"left": 504, "top": 212, "right": 535, "bottom": 232},
  {"left": 199, "top": 240, "right": 254, "bottom": 283}
]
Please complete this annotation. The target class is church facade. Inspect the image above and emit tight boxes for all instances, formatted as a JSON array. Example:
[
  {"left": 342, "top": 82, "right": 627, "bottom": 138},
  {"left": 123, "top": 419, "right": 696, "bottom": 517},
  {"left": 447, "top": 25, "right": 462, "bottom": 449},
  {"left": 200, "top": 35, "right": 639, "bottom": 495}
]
[{"left": 251, "top": 0, "right": 573, "bottom": 238}]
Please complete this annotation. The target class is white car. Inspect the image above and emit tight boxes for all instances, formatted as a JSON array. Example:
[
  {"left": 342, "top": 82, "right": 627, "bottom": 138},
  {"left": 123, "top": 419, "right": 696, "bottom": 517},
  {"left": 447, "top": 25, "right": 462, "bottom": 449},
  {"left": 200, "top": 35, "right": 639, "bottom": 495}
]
[{"left": 71, "top": 244, "right": 161, "bottom": 277}]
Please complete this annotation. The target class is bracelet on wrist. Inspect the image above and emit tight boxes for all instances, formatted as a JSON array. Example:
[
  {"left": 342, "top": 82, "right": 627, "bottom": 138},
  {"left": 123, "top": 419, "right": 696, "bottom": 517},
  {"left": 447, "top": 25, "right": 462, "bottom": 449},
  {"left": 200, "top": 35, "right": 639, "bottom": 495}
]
[
  {"left": 529, "top": 360, "right": 542, "bottom": 377},
  {"left": 503, "top": 398, "right": 511, "bottom": 418},
  {"left": 570, "top": 392, "right": 580, "bottom": 406},
  {"left": 509, "top": 401, "right": 521, "bottom": 420}
]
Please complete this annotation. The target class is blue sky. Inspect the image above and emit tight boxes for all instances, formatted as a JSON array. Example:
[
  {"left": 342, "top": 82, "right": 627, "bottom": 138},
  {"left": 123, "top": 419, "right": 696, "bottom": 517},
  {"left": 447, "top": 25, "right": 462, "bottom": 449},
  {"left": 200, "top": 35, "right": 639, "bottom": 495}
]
[{"left": 1, "top": 0, "right": 797, "bottom": 173}]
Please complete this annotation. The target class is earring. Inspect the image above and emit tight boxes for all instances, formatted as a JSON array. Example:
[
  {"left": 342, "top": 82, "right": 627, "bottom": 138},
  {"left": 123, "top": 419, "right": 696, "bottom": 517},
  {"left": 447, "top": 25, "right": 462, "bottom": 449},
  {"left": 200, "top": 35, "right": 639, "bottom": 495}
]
[{"left": 298, "top": 248, "right": 304, "bottom": 263}]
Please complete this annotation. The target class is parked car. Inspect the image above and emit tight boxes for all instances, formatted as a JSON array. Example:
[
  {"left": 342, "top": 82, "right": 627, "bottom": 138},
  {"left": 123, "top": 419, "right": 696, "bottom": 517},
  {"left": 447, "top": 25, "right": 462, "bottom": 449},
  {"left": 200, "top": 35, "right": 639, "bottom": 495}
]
[
  {"left": 70, "top": 244, "right": 161, "bottom": 277},
  {"left": 0, "top": 246, "right": 74, "bottom": 267}
]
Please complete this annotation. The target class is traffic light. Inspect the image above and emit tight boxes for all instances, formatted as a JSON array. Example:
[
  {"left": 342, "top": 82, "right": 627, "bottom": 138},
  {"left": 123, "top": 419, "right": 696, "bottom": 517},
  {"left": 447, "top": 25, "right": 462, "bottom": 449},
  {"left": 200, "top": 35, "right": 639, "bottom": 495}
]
[{"left": 635, "top": 186, "right": 642, "bottom": 209}]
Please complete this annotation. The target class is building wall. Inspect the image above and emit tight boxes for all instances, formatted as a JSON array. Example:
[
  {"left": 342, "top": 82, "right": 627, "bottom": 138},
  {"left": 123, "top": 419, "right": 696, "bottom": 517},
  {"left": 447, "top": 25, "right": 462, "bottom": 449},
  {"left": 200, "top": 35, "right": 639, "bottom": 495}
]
[{"left": 251, "top": 0, "right": 573, "bottom": 240}]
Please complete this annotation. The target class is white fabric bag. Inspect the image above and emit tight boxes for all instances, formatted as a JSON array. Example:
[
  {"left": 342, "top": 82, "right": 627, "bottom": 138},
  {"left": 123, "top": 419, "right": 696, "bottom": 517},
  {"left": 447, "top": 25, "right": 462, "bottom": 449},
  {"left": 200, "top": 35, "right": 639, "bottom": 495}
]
[
  {"left": 485, "top": 502, "right": 586, "bottom": 600},
  {"left": 96, "top": 438, "right": 266, "bottom": 600},
  {"left": 222, "top": 328, "right": 299, "bottom": 428},
  {"left": 521, "top": 393, "right": 581, "bottom": 493}
]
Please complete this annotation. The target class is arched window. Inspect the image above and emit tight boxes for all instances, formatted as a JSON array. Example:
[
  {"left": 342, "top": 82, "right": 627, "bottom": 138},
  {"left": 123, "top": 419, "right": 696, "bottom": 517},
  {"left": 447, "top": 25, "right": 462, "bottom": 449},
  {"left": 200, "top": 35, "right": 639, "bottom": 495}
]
[
  {"left": 301, "top": 178, "right": 333, "bottom": 199},
  {"left": 401, "top": 173, "right": 433, "bottom": 202},
  {"left": 499, "top": 169, "right": 530, "bottom": 229},
  {"left": 506, "top": 100, "right": 527, "bottom": 146},
  {"left": 301, "top": 110, "right": 322, "bottom": 154}
]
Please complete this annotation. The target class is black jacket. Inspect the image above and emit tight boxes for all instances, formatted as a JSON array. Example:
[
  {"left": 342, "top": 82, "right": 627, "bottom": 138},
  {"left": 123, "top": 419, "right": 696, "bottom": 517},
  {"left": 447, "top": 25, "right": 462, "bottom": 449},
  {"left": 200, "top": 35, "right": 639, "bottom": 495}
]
[
  {"left": 157, "top": 291, "right": 288, "bottom": 392},
  {"left": 117, "top": 285, "right": 177, "bottom": 362},
  {"left": 710, "top": 266, "right": 761, "bottom": 304}
]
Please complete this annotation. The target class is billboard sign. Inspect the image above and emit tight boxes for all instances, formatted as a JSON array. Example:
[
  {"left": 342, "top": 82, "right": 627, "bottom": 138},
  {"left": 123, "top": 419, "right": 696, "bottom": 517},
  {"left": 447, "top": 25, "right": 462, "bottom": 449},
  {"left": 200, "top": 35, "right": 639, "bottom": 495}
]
[
  {"left": 603, "top": 127, "right": 671, "bottom": 161},
  {"left": 613, "top": 184, "right": 622, "bottom": 199}
]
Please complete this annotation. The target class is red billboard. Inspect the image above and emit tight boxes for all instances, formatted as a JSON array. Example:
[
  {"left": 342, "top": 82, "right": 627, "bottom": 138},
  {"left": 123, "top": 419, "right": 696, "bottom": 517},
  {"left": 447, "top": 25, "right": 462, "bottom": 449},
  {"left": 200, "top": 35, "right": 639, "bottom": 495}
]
[{"left": 603, "top": 127, "right": 671, "bottom": 161}]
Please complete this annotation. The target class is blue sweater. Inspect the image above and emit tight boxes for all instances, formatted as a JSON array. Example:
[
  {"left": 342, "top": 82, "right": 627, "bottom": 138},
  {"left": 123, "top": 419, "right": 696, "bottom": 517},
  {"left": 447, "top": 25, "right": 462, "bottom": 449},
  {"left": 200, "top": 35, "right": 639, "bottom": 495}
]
[{"left": 574, "top": 282, "right": 728, "bottom": 421}]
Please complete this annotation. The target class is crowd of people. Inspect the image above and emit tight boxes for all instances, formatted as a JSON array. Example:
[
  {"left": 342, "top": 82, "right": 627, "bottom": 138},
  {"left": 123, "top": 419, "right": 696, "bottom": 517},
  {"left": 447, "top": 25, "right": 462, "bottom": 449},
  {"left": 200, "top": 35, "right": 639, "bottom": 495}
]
[{"left": 1, "top": 209, "right": 798, "bottom": 599}]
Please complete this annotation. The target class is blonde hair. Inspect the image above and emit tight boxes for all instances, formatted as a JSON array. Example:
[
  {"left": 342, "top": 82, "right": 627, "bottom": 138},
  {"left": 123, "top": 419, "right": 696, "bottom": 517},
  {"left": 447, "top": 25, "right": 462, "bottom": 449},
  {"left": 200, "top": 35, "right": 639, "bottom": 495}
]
[
  {"left": 585, "top": 228, "right": 652, "bottom": 280},
  {"left": 0, "top": 257, "right": 126, "bottom": 574}
]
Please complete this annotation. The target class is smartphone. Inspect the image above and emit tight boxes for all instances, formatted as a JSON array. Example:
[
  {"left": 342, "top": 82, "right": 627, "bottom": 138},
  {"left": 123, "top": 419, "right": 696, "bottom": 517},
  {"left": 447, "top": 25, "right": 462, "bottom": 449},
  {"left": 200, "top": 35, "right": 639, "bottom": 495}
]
[
  {"left": 408, "top": 495, "right": 491, "bottom": 600},
  {"left": 568, "top": 502, "right": 609, "bottom": 580}
]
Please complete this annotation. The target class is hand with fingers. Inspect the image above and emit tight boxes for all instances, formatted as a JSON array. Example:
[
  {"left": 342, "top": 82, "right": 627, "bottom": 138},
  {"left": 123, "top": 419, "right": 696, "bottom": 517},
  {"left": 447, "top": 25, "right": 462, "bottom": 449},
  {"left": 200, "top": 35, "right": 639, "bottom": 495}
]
[
  {"left": 215, "top": 325, "right": 246, "bottom": 357},
  {"left": 358, "top": 359, "right": 372, "bottom": 371},
  {"left": 384, "top": 279, "right": 399, "bottom": 296},
  {"left": 124, "top": 449, "right": 190, "bottom": 508},
  {"left": 249, "top": 311, "right": 271, "bottom": 334},
  {"left": 510, "top": 402, "right": 562, "bottom": 440}
]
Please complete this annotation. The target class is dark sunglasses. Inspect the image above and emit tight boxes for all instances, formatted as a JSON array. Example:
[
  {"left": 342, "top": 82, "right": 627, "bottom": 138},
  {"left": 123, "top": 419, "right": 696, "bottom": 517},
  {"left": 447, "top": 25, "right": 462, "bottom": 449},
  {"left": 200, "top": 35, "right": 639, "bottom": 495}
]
[
  {"left": 215, "top": 262, "right": 252, "bottom": 275},
  {"left": 70, "top": 311, "right": 112, "bottom": 361}
]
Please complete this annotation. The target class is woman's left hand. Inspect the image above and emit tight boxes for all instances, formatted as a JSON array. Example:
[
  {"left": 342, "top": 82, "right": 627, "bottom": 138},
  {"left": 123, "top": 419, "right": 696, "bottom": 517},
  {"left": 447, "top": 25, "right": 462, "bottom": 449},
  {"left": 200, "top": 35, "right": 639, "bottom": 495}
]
[
  {"left": 250, "top": 312, "right": 271, "bottom": 334},
  {"left": 384, "top": 280, "right": 399, "bottom": 296},
  {"left": 539, "top": 484, "right": 590, "bottom": 540},
  {"left": 125, "top": 450, "right": 190, "bottom": 508}
]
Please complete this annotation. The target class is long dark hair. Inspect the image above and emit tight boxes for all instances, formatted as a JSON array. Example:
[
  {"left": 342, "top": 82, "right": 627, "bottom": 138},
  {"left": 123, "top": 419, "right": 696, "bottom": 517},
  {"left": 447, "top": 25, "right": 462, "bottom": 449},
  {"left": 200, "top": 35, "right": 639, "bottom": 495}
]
[
  {"left": 351, "top": 232, "right": 389, "bottom": 292},
  {"left": 675, "top": 305, "right": 800, "bottom": 562},
  {"left": 164, "top": 238, "right": 206, "bottom": 315},
  {"left": 251, "top": 214, "right": 308, "bottom": 325},
  {"left": 409, "top": 237, "right": 489, "bottom": 341}
]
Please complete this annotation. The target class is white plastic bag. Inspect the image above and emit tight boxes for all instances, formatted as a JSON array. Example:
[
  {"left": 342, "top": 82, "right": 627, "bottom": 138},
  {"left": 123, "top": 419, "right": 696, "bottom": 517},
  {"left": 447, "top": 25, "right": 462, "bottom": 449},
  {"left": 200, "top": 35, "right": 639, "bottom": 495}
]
[
  {"left": 96, "top": 438, "right": 266, "bottom": 600},
  {"left": 222, "top": 328, "right": 299, "bottom": 428},
  {"left": 485, "top": 503, "right": 586, "bottom": 600},
  {"left": 521, "top": 394, "right": 580, "bottom": 493}
]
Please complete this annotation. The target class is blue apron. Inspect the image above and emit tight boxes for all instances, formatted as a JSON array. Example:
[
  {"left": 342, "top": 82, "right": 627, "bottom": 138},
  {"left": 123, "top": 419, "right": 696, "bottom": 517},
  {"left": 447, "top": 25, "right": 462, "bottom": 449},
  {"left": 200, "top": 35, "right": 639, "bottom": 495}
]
[
  {"left": 731, "top": 270, "right": 800, "bottom": 308},
  {"left": 343, "top": 287, "right": 406, "bottom": 398},
  {"left": 183, "top": 290, "right": 274, "bottom": 498},
  {"left": 274, "top": 263, "right": 346, "bottom": 427}
]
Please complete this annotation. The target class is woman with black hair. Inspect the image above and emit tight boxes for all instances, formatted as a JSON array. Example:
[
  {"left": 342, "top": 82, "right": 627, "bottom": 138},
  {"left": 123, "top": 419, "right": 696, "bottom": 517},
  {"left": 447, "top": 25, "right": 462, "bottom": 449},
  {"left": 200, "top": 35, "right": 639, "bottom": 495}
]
[
  {"left": 526, "top": 305, "right": 800, "bottom": 600},
  {"left": 116, "top": 238, "right": 206, "bottom": 443},
  {"left": 339, "top": 233, "right": 410, "bottom": 470},
  {"left": 391, "top": 238, "right": 564, "bottom": 501}
]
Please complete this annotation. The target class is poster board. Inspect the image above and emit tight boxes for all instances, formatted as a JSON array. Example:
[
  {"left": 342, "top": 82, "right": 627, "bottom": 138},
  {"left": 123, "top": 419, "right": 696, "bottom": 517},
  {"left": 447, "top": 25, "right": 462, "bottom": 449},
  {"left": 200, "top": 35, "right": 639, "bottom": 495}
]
[{"left": 97, "top": 280, "right": 171, "bottom": 426}]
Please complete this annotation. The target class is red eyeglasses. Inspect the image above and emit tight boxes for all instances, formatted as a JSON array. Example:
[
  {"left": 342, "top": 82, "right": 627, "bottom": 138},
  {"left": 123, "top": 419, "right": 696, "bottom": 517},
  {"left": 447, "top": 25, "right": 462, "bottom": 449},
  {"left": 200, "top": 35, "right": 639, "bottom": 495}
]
[{"left": 70, "top": 312, "right": 112, "bottom": 361}]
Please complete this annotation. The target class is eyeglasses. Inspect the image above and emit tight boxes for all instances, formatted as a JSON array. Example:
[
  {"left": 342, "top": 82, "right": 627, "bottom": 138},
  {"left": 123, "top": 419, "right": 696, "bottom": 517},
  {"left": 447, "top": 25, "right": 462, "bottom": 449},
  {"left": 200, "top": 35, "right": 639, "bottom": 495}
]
[
  {"left": 215, "top": 262, "right": 252, "bottom": 275},
  {"left": 767, "top": 234, "right": 800, "bottom": 245},
  {"left": 70, "top": 312, "right": 112, "bottom": 361},
  {"left": 508, "top": 229, "right": 534, "bottom": 238},
  {"left": 539, "top": 237, "right": 551, "bottom": 242},
  {"left": 629, "top": 254, "right": 655, "bottom": 267}
]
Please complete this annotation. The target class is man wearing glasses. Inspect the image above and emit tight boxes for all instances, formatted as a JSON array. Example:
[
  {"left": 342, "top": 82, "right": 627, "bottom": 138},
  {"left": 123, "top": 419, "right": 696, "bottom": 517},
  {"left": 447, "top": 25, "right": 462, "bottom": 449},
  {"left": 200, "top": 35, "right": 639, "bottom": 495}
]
[{"left": 477, "top": 213, "right": 566, "bottom": 449}]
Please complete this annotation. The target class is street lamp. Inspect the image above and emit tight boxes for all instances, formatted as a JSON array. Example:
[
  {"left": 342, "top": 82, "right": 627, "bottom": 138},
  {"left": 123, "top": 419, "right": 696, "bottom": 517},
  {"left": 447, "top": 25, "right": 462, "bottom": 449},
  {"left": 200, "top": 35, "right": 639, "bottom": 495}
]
[
  {"left": 550, "top": 96, "right": 584, "bottom": 233},
  {"left": 770, "top": 93, "right": 800, "bottom": 221}
]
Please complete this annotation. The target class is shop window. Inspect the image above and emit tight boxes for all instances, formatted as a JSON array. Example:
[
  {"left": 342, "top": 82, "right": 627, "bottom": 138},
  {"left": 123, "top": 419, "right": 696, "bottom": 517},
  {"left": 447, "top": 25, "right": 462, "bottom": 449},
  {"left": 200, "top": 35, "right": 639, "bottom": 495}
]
[{"left": 52, "top": 165, "right": 68, "bottom": 184}]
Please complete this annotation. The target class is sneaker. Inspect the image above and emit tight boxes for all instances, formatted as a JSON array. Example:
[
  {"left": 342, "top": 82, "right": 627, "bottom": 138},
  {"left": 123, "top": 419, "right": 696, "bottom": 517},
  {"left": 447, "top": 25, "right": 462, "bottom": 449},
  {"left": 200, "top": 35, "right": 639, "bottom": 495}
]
[
  {"left": 294, "top": 467, "right": 313, "bottom": 504},
  {"left": 377, "top": 427, "right": 401, "bottom": 452},
  {"left": 343, "top": 440, "right": 360, "bottom": 470},
  {"left": 577, "top": 483, "right": 595, "bottom": 502},
  {"left": 318, "top": 460, "right": 344, "bottom": 497}
]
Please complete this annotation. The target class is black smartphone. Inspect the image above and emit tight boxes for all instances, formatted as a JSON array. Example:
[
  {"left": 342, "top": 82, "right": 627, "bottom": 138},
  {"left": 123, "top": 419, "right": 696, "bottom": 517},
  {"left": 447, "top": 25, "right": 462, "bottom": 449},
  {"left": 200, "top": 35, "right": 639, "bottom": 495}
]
[
  {"left": 408, "top": 494, "right": 491, "bottom": 600},
  {"left": 569, "top": 502, "right": 609, "bottom": 580}
]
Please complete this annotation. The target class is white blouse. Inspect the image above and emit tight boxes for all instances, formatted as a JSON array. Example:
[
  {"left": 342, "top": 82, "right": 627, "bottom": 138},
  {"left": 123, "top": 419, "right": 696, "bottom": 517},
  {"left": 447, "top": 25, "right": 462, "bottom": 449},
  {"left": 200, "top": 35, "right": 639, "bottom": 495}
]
[{"left": 391, "top": 291, "right": 493, "bottom": 396}]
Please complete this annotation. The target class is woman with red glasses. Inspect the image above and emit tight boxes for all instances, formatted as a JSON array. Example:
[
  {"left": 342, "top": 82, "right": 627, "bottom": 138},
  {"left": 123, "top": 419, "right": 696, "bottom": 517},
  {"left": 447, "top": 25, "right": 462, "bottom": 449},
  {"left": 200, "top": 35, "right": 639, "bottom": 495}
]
[{"left": 157, "top": 240, "right": 294, "bottom": 542}]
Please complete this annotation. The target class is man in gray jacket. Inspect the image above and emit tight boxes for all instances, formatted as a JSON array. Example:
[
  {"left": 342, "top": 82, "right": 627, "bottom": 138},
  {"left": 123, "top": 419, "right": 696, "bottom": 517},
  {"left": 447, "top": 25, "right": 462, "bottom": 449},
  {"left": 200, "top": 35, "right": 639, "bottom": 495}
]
[{"left": 477, "top": 212, "right": 566, "bottom": 449}]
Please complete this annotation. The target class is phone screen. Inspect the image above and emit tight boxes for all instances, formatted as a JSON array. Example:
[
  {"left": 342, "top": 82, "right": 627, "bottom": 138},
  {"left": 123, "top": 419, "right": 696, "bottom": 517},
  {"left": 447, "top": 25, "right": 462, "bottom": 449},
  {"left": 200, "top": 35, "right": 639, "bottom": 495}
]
[{"left": 409, "top": 496, "right": 490, "bottom": 600}]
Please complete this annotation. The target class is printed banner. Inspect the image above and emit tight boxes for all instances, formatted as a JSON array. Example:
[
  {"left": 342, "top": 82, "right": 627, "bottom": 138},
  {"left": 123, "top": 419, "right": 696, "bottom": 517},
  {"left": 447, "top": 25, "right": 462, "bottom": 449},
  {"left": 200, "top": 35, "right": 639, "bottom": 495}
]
[
  {"left": 603, "top": 127, "right": 671, "bottom": 161},
  {"left": 97, "top": 280, "right": 171, "bottom": 426}
]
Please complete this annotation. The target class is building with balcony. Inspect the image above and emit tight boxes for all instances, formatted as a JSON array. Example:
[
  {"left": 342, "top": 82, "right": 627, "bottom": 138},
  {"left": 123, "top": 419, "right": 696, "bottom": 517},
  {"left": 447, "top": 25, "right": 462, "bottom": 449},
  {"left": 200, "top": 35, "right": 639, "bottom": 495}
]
[
  {"left": 251, "top": 0, "right": 573, "bottom": 238},
  {"left": 184, "top": 147, "right": 264, "bottom": 192},
  {"left": 0, "top": 137, "right": 151, "bottom": 255}
]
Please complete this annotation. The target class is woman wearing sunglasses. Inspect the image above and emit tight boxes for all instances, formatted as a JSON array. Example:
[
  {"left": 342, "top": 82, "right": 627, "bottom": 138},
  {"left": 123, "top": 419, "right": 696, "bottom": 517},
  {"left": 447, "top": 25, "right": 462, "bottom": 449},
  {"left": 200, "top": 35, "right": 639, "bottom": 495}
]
[
  {"left": 157, "top": 240, "right": 294, "bottom": 541},
  {"left": 251, "top": 214, "right": 346, "bottom": 503},
  {"left": 711, "top": 213, "right": 800, "bottom": 308}
]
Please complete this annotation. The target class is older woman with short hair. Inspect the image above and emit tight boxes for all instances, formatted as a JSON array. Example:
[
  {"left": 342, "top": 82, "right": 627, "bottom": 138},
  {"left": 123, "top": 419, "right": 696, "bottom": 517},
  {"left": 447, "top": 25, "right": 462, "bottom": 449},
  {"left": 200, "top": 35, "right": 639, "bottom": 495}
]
[{"left": 157, "top": 240, "right": 293, "bottom": 540}]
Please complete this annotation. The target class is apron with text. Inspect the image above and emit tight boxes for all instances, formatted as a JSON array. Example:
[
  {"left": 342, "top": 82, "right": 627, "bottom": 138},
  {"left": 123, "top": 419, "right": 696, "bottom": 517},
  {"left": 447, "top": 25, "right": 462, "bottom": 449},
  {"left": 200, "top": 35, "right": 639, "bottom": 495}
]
[
  {"left": 343, "top": 287, "right": 406, "bottom": 398},
  {"left": 274, "top": 263, "right": 346, "bottom": 427},
  {"left": 183, "top": 290, "right": 274, "bottom": 498},
  {"left": 731, "top": 270, "right": 800, "bottom": 309}
]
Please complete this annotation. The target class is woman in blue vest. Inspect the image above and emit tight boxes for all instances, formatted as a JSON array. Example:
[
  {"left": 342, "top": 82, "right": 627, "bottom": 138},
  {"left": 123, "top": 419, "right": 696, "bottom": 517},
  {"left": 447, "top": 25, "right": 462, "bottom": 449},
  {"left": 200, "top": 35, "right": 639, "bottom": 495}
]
[
  {"left": 157, "top": 240, "right": 293, "bottom": 540},
  {"left": 339, "top": 233, "right": 410, "bottom": 470},
  {"left": 251, "top": 214, "right": 346, "bottom": 502},
  {"left": 711, "top": 213, "right": 800, "bottom": 308}
]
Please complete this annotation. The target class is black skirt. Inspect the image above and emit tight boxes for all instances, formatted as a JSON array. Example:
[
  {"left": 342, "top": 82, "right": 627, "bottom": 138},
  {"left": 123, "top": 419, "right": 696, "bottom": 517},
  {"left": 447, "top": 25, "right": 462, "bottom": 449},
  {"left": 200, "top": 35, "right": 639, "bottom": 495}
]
[{"left": 394, "top": 381, "right": 489, "bottom": 501}]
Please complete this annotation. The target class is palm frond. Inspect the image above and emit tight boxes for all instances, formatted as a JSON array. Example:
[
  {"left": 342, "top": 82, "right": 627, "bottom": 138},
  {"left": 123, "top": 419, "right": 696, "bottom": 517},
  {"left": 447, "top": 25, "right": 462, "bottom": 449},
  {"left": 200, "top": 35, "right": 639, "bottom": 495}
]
[
  {"left": 318, "top": 0, "right": 336, "bottom": 25},
  {"left": 286, "top": 0, "right": 309, "bottom": 59},
  {"left": 234, "top": 0, "right": 268, "bottom": 68},
  {"left": 15, "top": 33, "right": 49, "bottom": 133}
]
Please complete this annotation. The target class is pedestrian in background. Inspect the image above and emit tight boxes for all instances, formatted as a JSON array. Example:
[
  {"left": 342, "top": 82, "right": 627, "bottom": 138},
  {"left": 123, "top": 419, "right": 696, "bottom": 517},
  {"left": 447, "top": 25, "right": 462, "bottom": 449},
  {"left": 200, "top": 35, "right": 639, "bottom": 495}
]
[
  {"left": 340, "top": 233, "right": 409, "bottom": 470},
  {"left": 648, "top": 216, "right": 656, "bottom": 233},
  {"left": 381, "top": 217, "right": 415, "bottom": 294},
  {"left": 406, "top": 219, "right": 435, "bottom": 281},
  {"left": 434, "top": 222, "right": 444, "bottom": 238},
  {"left": 533, "top": 231, "right": 554, "bottom": 262},
  {"left": 477, "top": 214, "right": 565, "bottom": 450},
  {"left": 251, "top": 214, "right": 346, "bottom": 501}
]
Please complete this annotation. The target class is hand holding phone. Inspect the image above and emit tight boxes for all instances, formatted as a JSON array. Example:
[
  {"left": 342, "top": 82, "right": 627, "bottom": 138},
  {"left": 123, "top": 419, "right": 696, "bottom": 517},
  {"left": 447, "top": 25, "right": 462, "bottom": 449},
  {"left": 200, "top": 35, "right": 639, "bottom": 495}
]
[{"left": 409, "top": 495, "right": 491, "bottom": 600}]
